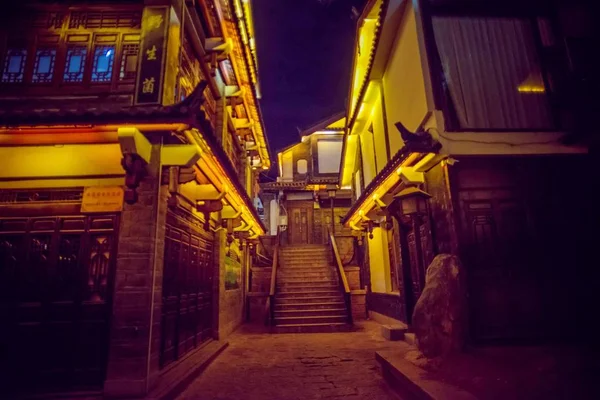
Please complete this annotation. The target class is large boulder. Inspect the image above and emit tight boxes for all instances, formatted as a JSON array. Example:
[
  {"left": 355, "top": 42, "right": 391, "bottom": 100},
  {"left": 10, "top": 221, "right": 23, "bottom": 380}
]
[{"left": 412, "top": 254, "right": 468, "bottom": 358}]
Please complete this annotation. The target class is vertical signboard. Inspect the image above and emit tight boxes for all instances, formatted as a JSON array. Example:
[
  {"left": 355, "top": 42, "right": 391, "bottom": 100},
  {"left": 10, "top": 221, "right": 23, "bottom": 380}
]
[{"left": 134, "top": 6, "right": 169, "bottom": 105}]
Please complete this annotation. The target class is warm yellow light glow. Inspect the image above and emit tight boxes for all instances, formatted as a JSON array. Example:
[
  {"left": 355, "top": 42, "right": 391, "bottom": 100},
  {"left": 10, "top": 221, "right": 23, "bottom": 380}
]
[
  {"left": 517, "top": 86, "right": 546, "bottom": 93},
  {"left": 396, "top": 167, "right": 402, "bottom": 175}
]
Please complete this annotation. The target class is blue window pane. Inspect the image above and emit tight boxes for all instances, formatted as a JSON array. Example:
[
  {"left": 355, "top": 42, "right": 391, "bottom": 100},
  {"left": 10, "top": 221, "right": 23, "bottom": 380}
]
[
  {"left": 32, "top": 49, "right": 56, "bottom": 83},
  {"left": 68, "top": 55, "right": 83, "bottom": 73},
  {"left": 92, "top": 45, "right": 115, "bottom": 82},
  {"left": 63, "top": 47, "right": 87, "bottom": 82},
  {"left": 38, "top": 56, "right": 51, "bottom": 73},
  {"left": 8, "top": 55, "right": 24, "bottom": 73},
  {"left": 2, "top": 49, "right": 27, "bottom": 83}
]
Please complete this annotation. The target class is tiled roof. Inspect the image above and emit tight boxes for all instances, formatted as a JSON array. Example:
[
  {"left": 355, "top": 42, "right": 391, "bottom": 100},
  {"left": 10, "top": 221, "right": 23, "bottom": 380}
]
[
  {"left": 341, "top": 141, "right": 441, "bottom": 225},
  {"left": 0, "top": 82, "right": 209, "bottom": 127}
]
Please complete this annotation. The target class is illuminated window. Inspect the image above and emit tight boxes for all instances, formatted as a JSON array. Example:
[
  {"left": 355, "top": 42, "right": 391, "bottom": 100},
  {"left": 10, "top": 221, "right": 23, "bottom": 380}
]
[
  {"left": 64, "top": 47, "right": 87, "bottom": 82},
  {"left": 297, "top": 159, "right": 308, "bottom": 174},
  {"left": 91, "top": 45, "right": 115, "bottom": 82},
  {"left": 119, "top": 43, "right": 139, "bottom": 80},
  {"left": 433, "top": 16, "right": 553, "bottom": 130},
  {"left": 32, "top": 49, "right": 56, "bottom": 83},
  {"left": 1, "top": 49, "right": 27, "bottom": 83}
]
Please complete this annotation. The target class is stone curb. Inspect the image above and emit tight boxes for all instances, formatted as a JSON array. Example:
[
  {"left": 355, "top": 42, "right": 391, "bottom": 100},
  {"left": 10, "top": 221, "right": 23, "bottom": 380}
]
[
  {"left": 376, "top": 350, "right": 477, "bottom": 400},
  {"left": 148, "top": 340, "right": 229, "bottom": 400}
]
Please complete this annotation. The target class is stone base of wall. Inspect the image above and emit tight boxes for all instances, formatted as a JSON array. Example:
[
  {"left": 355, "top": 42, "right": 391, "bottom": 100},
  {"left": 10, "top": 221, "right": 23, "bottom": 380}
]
[
  {"left": 247, "top": 293, "right": 269, "bottom": 323},
  {"left": 369, "top": 310, "right": 405, "bottom": 326},
  {"left": 344, "top": 266, "right": 361, "bottom": 290},
  {"left": 351, "top": 290, "right": 367, "bottom": 320},
  {"left": 250, "top": 267, "right": 272, "bottom": 292}
]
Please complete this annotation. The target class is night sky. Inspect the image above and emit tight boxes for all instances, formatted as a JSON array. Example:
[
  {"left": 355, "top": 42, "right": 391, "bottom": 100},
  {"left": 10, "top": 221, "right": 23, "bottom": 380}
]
[{"left": 253, "top": 0, "right": 367, "bottom": 157}]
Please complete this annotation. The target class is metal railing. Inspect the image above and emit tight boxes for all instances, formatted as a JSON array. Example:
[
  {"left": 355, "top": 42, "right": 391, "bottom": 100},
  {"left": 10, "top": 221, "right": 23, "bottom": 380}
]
[{"left": 328, "top": 231, "right": 353, "bottom": 325}]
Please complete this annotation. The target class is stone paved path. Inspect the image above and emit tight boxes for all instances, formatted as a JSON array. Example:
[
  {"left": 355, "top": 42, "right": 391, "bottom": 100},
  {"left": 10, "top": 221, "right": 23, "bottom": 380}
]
[{"left": 177, "top": 321, "right": 406, "bottom": 400}]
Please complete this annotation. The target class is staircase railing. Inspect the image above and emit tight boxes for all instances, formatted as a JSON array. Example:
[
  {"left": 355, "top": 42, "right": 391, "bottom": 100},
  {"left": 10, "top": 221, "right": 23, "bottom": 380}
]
[
  {"left": 264, "top": 226, "right": 280, "bottom": 326},
  {"left": 328, "top": 231, "right": 353, "bottom": 325}
]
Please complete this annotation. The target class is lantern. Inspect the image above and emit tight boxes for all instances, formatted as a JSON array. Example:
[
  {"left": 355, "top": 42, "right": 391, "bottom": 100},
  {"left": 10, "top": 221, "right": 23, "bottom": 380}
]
[{"left": 393, "top": 186, "right": 431, "bottom": 216}]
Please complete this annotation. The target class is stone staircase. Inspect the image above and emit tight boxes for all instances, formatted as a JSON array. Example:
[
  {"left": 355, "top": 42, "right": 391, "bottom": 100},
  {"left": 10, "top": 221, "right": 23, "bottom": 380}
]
[{"left": 272, "top": 244, "right": 352, "bottom": 333}]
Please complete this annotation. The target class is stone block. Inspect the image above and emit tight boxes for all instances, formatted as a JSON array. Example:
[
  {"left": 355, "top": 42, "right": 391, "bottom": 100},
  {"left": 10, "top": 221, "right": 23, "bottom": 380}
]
[
  {"left": 381, "top": 324, "right": 407, "bottom": 341},
  {"left": 412, "top": 254, "right": 468, "bottom": 358}
]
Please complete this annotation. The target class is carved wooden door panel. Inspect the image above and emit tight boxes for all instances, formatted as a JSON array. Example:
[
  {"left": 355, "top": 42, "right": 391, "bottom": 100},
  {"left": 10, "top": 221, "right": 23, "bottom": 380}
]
[
  {"left": 290, "top": 207, "right": 310, "bottom": 245},
  {"left": 0, "top": 214, "right": 118, "bottom": 394},
  {"left": 458, "top": 191, "right": 535, "bottom": 342},
  {"left": 397, "top": 215, "right": 433, "bottom": 324},
  {"left": 160, "top": 208, "right": 214, "bottom": 369}
]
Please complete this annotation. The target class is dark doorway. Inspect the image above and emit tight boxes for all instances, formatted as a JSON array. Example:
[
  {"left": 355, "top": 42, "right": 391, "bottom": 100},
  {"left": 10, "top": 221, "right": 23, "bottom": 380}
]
[{"left": 0, "top": 211, "right": 118, "bottom": 394}]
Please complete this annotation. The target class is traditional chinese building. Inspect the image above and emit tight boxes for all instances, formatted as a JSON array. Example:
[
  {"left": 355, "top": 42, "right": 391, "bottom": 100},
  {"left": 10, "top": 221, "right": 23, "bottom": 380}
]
[
  {"left": 0, "top": 0, "right": 270, "bottom": 397},
  {"left": 260, "top": 113, "right": 353, "bottom": 245},
  {"left": 340, "top": 0, "right": 597, "bottom": 343}
]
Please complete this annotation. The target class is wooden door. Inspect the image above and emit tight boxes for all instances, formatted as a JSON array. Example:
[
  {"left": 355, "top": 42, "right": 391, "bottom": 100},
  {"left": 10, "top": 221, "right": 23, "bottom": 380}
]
[
  {"left": 160, "top": 207, "right": 214, "bottom": 368},
  {"left": 452, "top": 160, "right": 543, "bottom": 342},
  {"left": 288, "top": 202, "right": 312, "bottom": 245},
  {"left": 397, "top": 215, "right": 434, "bottom": 324},
  {"left": 291, "top": 208, "right": 309, "bottom": 244},
  {"left": 0, "top": 213, "right": 118, "bottom": 394}
]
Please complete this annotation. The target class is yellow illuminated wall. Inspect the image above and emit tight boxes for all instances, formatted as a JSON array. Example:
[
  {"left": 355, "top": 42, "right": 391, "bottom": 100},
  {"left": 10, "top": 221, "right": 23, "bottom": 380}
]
[
  {"left": 371, "top": 91, "right": 387, "bottom": 175},
  {"left": 359, "top": 127, "right": 376, "bottom": 187},
  {"left": 368, "top": 227, "right": 392, "bottom": 293},
  {"left": 382, "top": 2, "right": 430, "bottom": 155}
]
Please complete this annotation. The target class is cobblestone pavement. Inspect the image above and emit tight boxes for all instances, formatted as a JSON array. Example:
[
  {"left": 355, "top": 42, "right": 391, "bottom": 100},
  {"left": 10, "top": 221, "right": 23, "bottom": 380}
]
[{"left": 177, "top": 321, "right": 407, "bottom": 400}]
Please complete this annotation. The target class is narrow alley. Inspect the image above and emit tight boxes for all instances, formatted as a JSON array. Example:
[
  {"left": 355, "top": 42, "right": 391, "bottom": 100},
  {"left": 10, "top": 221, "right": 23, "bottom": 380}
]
[{"left": 176, "top": 321, "right": 406, "bottom": 400}]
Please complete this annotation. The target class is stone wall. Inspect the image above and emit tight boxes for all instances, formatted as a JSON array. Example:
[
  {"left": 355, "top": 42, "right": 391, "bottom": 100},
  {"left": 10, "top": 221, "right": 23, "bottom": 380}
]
[
  {"left": 250, "top": 266, "right": 272, "bottom": 293},
  {"left": 104, "top": 143, "right": 166, "bottom": 397},
  {"left": 351, "top": 290, "right": 367, "bottom": 320}
]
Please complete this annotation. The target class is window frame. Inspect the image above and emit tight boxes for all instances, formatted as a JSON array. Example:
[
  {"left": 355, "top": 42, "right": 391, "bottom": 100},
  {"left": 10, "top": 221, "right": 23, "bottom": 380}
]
[
  {"left": 0, "top": 6, "right": 141, "bottom": 91},
  {"left": 422, "top": 2, "right": 564, "bottom": 132}
]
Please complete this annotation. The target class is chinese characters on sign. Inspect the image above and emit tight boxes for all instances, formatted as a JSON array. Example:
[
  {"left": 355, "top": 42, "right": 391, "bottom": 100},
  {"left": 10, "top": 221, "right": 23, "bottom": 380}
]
[
  {"left": 134, "top": 7, "right": 169, "bottom": 105},
  {"left": 81, "top": 187, "right": 125, "bottom": 213}
]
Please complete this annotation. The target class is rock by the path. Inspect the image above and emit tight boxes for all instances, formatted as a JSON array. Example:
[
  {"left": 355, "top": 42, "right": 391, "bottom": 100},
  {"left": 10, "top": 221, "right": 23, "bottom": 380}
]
[{"left": 412, "top": 254, "right": 468, "bottom": 358}]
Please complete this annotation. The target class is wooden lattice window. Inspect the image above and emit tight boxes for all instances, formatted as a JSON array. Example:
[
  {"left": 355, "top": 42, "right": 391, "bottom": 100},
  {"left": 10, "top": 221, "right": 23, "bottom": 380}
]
[
  {"left": 63, "top": 46, "right": 87, "bottom": 83},
  {"left": 31, "top": 11, "right": 65, "bottom": 29},
  {"left": 32, "top": 48, "right": 56, "bottom": 83},
  {"left": 91, "top": 45, "right": 115, "bottom": 82},
  {"left": 69, "top": 10, "right": 142, "bottom": 29},
  {"left": 1, "top": 49, "right": 27, "bottom": 83},
  {"left": 119, "top": 42, "right": 139, "bottom": 81}
]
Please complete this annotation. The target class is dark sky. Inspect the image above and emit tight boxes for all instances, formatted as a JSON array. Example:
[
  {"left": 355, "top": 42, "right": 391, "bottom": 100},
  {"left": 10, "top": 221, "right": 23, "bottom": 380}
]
[{"left": 253, "top": 0, "right": 367, "bottom": 156}]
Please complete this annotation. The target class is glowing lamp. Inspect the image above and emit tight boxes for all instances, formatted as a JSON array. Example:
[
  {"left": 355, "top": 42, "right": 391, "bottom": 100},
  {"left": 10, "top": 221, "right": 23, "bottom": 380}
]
[{"left": 393, "top": 186, "right": 431, "bottom": 216}]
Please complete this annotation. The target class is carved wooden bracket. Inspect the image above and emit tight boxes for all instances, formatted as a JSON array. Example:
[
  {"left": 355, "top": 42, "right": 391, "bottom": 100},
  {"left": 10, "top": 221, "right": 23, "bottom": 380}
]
[{"left": 121, "top": 153, "right": 147, "bottom": 205}]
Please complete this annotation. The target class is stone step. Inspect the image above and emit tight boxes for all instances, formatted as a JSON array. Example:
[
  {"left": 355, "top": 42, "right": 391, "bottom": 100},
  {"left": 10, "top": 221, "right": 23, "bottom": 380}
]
[
  {"left": 277, "top": 271, "right": 337, "bottom": 281},
  {"left": 404, "top": 333, "right": 417, "bottom": 346},
  {"left": 278, "top": 265, "right": 331, "bottom": 270},
  {"left": 277, "top": 278, "right": 338, "bottom": 285},
  {"left": 280, "top": 245, "right": 329, "bottom": 251},
  {"left": 279, "top": 254, "right": 330, "bottom": 259},
  {"left": 277, "top": 284, "right": 339, "bottom": 292},
  {"left": 274, "top": 308, "right": 347, "bottom": 318},
  {"left": 272, "top": 322, "right": 352, "bottom": 334},
  {"left": 278, "top": 270, "right": 334, "bottom": 276},
  {"left": 274, "top": 315, "right": 348, "bottom": 325},
  {"left": 274, "top": 301, "right": 345, "bottom": 311},
  {"left": 275, "top": 290, "right": 341, "bottom": 298},
  {"left": 275, "top": 296, "right": 344, "bottom": 304}
]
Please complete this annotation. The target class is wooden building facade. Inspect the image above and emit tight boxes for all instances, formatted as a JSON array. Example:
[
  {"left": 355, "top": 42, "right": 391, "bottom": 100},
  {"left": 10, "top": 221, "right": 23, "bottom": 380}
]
[
  {"left": 339, "top": 0, "right": 598, "bottom": 343},
  {"left": 0, "top": 0, "right": 269, "bottom": 397},
  {"left": 260, "top": 114, "right": 354, "bottom": 246}
]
